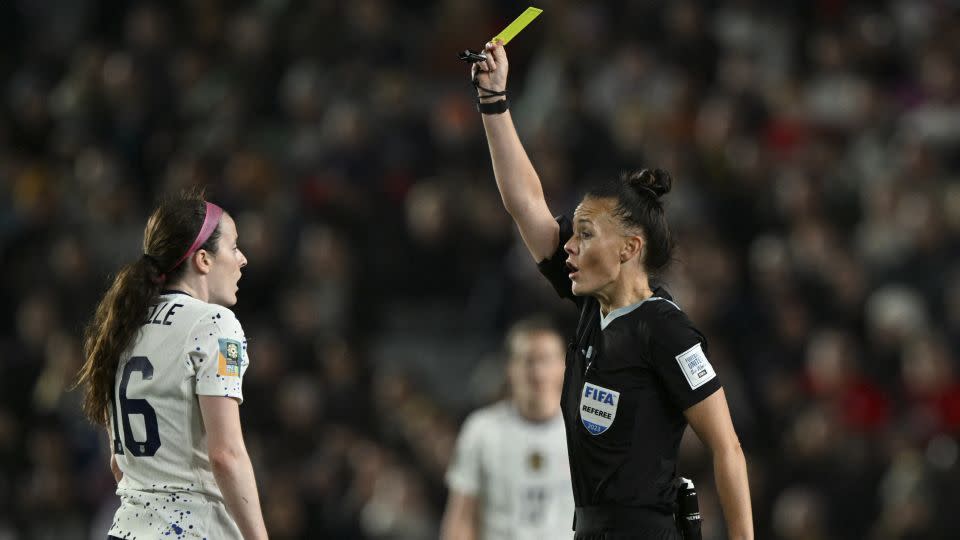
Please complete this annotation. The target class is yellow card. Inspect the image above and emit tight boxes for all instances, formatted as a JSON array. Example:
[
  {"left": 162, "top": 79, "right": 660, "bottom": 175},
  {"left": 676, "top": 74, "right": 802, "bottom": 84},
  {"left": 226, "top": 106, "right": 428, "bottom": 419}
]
[{"left": 491, "top": 7, "right": 543, "bottom": 46}]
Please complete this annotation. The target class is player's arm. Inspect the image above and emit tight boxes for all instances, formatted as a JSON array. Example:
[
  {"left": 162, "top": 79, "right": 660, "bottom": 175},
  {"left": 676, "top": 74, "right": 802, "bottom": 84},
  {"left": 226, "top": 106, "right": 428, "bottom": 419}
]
[
  {"left": 107, "top": 430, "right": 122, "bottom": 483},
  {"left": 684, "top": 389, "right": 754, "bottom": 540},
  {"left": 443, "top": 413, "right": 485, "bottom": 540},
  {"left": 104, "top": 427, "right": 123, "bottom": 483},
  {"left": 474, "top": 40, "right": 559, "bottom": 262},
  {"left": 110, "top": 453, "right": 123, "bottom": 483},
  {"left": 440, "top": 490, "right": 479, "bottom": 540},
  {"left": 199, "top": 395, "right": 268, "bottom": 540}
]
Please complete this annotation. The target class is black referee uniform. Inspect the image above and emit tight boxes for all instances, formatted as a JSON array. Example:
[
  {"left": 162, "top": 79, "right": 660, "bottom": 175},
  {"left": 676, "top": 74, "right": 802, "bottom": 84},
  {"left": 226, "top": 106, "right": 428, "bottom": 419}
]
[{"left": 539, "top": 217, "right": 722, "bottom": 540}]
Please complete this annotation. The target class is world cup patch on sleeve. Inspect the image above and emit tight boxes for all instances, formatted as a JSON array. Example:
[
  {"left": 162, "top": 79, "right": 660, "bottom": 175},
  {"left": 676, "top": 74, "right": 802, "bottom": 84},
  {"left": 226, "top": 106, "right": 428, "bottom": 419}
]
[
  {"left": 217, "top": 338, "right": 242, "bottom": 377},
  {"left": 675, "top": 343, "right": 716, "bottom": 390},
  {"left": 579, "top": 382, "right": 620, "bottom": 435}
]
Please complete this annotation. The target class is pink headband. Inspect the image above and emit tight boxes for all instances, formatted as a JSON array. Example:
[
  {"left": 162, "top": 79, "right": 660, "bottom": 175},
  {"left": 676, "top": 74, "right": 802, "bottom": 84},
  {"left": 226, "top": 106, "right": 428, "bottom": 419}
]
[{"left": 165, "top": 201, "right": 224, "bottom": 275}]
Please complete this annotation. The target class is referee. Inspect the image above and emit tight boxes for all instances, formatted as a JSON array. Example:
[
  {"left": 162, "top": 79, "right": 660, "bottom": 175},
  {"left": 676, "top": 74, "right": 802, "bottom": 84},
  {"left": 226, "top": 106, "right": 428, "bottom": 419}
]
[{"left": 471, "top": 41, "right": 754, "bottom": 540}]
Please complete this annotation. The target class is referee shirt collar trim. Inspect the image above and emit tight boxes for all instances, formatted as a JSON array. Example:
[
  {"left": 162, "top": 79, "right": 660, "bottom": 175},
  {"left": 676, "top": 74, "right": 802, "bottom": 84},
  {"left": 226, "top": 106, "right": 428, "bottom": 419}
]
[{"left": 599, "top": 296, "right": 681, "bottom": 330}]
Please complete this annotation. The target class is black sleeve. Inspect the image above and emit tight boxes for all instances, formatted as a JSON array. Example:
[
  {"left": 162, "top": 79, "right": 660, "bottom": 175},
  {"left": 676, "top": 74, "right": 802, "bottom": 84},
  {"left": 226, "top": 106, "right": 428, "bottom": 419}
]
[
  {"left": 536, "top": 215, "right": 582, "bottom": 307},
  {"left": 646, "top": 304, "right": 721, "bottom": 411}
]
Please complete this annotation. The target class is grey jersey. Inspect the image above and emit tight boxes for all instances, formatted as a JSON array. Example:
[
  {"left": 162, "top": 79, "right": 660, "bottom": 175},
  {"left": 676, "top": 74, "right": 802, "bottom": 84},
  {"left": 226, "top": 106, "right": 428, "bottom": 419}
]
[{"left": 446, "top": 401, "right": 575, "bottom": 540}]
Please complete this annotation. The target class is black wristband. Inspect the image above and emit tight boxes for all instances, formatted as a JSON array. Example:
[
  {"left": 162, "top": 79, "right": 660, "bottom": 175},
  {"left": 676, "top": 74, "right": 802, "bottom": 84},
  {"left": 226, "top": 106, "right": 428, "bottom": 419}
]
[
  {"left": 471, "top": 76, "right": 507, "bottom": 98},
  {"left": 475, "top": 85, "right": 507, "bottom": 98},
  {"left": 477, "top": 97, "right": 509, "bottom": 114}
]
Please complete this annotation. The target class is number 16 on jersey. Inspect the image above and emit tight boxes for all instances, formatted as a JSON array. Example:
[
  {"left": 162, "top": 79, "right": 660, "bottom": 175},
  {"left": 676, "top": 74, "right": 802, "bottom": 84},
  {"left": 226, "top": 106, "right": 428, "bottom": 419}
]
[{"left": 110, "top": 356, "right": 162, "bottom": 457}]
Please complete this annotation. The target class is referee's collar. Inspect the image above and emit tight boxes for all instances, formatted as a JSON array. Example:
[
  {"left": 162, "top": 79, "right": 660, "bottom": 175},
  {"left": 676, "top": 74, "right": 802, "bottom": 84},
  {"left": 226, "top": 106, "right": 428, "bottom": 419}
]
[{"left": 599, "top": 296, "right": 681, "bottom": 330}]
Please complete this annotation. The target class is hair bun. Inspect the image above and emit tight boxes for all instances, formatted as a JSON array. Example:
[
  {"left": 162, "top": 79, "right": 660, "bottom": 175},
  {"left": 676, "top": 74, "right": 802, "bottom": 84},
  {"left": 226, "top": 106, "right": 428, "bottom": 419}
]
[{"left": 627, "top": 168, "right": 672, "bottom": 199}]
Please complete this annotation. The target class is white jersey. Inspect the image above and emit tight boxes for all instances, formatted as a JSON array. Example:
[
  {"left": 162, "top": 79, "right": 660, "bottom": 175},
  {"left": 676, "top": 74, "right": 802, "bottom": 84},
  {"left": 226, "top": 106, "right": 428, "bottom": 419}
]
[
  {"left": 107, "top": 291, "right": 250, "bottom": 539},
  {"left": 446, "top": 401, "right": 574, "bottom": 540}
]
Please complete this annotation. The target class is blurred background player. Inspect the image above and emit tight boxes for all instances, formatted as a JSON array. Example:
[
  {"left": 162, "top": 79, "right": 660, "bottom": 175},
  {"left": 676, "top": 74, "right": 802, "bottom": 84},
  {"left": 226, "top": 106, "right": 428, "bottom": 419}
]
[
  {"left": 442, "top": 318, "right": 574, "bottom": 540},
  {"left": 75, "top": 191, "right": 268, "bottom": 539}
]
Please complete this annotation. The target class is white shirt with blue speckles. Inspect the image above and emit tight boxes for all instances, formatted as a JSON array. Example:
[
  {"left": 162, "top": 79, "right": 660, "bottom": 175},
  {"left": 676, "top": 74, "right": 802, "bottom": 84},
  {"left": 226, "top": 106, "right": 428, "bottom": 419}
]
[{"left": 108, "top": 292, "right": 250, "bottom": 539}]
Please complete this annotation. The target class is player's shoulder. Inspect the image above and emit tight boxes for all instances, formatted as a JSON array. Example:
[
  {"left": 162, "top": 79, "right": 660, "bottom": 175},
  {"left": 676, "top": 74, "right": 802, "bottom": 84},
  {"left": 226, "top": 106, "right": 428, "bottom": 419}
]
[
  {"left": 166, "top": 295, "right": 244, "bottom": 334},
  {"left": 204, "top": 304, "right": 245, "bottom": 341},
  {"left": 201, "top": 302, "right": 241, "bottom": 324}
]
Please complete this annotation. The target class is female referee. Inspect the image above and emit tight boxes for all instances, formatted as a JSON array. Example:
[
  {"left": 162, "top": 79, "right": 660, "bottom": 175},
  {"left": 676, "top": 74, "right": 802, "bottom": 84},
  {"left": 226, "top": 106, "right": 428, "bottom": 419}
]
[
  {"left": 471, "top": 41, "right": 753, "bottom": 540},
  {"left": 76, "top": 191, "right": 268, "bottom": 539}
]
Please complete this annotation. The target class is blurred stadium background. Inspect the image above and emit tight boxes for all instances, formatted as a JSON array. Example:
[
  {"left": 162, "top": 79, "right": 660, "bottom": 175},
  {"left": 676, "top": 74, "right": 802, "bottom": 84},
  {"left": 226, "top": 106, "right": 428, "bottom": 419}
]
[{"left": 2, "top": 0, "right": 959, "bottom": 538}]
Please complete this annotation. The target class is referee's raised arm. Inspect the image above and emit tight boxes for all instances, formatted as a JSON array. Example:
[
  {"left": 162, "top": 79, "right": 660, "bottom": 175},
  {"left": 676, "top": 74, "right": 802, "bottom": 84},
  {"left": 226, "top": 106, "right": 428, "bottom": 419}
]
[{"left": 473, "top": 40, "right": 559, "bottom": 263}]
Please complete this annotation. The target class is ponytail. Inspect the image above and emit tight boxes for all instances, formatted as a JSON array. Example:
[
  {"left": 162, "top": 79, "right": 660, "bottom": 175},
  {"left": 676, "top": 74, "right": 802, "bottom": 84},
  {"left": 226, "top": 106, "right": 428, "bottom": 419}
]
[{"left": 77, "top": 256, "right": 164, "bottom": 426}]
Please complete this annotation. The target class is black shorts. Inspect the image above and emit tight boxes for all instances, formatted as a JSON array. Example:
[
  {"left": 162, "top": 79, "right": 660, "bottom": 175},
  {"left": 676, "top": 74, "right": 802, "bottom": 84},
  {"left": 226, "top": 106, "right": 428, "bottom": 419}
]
[
  {"left": 573, "top": 505, "right": 682, "bottom": 540},
  {"left": 574, "top": 529, "right": 681, "bottom": 540}
]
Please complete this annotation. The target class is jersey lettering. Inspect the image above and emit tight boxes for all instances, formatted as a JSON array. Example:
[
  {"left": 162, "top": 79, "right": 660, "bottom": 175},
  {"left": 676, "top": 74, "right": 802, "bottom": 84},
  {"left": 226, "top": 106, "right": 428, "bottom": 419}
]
[
  {"left": 581, "top": 404, "right": 611, "bottom": 419},
  {"left": 583, "top": 386, "right": 615, "bottom": 405},
  {"left": 144, "top": 302, "right": 184, "bottom": 326},
  {"left": 580, "top": 382, "right": 620, "bottom": 435}
]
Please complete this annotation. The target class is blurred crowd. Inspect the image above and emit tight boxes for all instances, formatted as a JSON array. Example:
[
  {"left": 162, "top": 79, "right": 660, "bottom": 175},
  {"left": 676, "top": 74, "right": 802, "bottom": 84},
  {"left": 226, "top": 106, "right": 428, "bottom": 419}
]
[{"left": 1, "top": 0, "right": 959, "bottom": 538}]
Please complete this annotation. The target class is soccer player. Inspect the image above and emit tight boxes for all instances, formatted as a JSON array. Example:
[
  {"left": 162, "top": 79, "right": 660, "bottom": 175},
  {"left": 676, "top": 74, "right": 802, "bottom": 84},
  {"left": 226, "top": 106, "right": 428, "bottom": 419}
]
[
  {"left": 75, "top": 191, "right": 268, "bottom": 539},
  {"left": 442, "top": 318, "right": 575, "bottom": 540}
]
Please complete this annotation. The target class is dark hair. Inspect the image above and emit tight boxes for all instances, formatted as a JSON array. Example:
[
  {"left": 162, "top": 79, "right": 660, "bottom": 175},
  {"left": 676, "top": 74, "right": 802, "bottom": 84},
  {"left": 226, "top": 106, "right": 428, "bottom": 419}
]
[
  {"left": 76, "top": 189, "right": 223, "bottom": 427},
  {"left": 585, "top": 168, "right": 674, "bottom": 275}
]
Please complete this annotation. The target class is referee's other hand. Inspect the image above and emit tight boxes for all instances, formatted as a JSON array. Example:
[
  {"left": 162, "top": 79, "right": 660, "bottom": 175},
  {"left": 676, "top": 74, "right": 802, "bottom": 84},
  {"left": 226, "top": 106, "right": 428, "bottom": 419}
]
[{"left": 472, "top": 40, "right": 508, "bottom": 96}]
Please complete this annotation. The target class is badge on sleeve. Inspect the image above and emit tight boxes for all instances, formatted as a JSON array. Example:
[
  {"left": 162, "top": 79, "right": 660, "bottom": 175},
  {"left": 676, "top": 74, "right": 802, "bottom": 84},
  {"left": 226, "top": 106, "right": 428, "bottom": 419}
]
[
  {"left": 580, "top": 382, "right": 620, "bottom": 435},
  {"left": 675, "top": 343, "right": 716, "bottom": 390},
  {"left": 217, "top": 338, "right": 242, "bottom": 377}
]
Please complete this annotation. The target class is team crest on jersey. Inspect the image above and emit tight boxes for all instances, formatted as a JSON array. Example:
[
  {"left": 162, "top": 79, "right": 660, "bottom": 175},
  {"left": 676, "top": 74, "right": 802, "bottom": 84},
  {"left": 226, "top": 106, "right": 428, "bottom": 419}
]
[
  {"left": 217, "top": 338, "right": 242, "bottom": 377},
  {"left": 580, "top": 382, "right": 619, "bottom": 435},
  {"left": 528, "top": 450, "right": 544, "bottom": 471}
]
